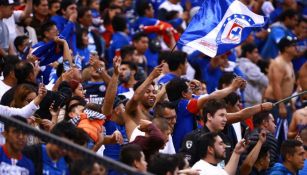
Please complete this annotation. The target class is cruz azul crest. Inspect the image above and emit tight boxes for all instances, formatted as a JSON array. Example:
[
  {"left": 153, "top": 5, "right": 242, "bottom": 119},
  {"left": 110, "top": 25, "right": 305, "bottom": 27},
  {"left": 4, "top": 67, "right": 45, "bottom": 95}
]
[{"left": 217, "top": 14, "right": 255, "bottom": 44}]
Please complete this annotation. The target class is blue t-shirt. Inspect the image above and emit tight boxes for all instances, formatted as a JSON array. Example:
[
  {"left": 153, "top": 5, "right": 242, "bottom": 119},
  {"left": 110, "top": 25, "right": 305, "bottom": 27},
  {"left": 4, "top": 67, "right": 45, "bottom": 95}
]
[
  {"left": 38, "top": 65, "right": 53, "bottom": 85},
  {"left": 204, "top": 64, "right": 223, "bottom": 94},
  {"left": 147, "top": 0, "right": 165, "bottom": 17},
  {"left": 260, "top": 24, "right": 296, "bottom": 60},
  {"left": 108, "top": 32, "right": 131, "bottom": 65},
  {"left": 41, "top": 145, "right": 68, "bottom": 175},
  {"left": 51, "top": 15, "right": 77, "bottom": 55},
  {"left": 104, "top": 121, "right": 128, "bottom": 160},
  {"left": 268, "top": 162, "right": 295, "bottom": 175},
  {"left": 187, "top": 50, "right": 210, "bottom": 81},
  {"left": 172, "top": 99, "right": 199, "bottom": 152},
  {"left": 292, "top": 39, "right": 307, "bottom": 72},
  {"left": 117, "top": 84, "right": 130, "bottom": 95},
  {"left": 0, "top": 146, "right": 34, "bottom": 175},
  {"left": 158, "top": 73, "right": 178, "bottom": 85},
  {"left": 299, "top": 159, "right": 307, "bottom": 175}
]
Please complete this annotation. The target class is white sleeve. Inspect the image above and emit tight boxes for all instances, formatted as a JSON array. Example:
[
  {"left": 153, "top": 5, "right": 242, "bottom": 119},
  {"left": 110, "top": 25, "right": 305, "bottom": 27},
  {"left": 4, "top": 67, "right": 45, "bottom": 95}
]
[
  {"left": 13, "top": 11, "right": 23, "bottom": 23},
  {"left": 0, "top": 101, "right": 39, "bottom": 118}
]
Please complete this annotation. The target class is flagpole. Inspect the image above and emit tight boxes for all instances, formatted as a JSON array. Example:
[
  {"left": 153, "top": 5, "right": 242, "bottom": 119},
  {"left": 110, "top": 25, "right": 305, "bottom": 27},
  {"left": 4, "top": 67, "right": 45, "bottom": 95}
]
[
  {"left": 273, "top": 91, "right": 307, "bottom": 107},
  {"left": 170, "top": 43, "right": 177, "bottom": 53}
]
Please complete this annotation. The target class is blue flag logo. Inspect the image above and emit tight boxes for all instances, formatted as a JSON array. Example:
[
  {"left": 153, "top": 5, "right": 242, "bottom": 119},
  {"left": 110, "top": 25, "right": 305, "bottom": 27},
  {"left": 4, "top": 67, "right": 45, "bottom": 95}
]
[{"left": 179, "top": 0, "right": 267, "bottom": 57}]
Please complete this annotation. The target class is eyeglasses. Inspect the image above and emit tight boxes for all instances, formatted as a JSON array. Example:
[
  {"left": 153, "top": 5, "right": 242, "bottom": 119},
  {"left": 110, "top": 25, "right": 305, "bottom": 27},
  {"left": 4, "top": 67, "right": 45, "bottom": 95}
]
[{"left": 164, "top": 115, "right": 176, "bottom": 121}]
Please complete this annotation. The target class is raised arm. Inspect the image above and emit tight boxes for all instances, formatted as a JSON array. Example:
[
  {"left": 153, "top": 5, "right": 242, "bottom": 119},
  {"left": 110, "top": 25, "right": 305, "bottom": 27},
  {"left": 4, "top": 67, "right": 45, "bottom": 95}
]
[
  {"left": 1, "top": 83, "right": 47, "bottom": 118},
  {"left": 90, "top": 56, "right": 111, "bottom": 84},
  {"left": 240, "top": 131, "right": 267, "bottom": 175},
  {"left": 101, "top": 57, "right": 121, "bottom": 115},
  {"left": 19, "top": 0, "right": 32, "bottom": 21},
  {"left": 54, "top": 37, "right": 73, "bottom": 67},
  {"left": 225, "top": 139, "right": 246, "bottom": 175},
  {"left": 227, "top": 102, "right": 273, "bottom": 124},
  {"left": 196, "top": 77, "right": 245, "bottom": 109},
  {"left": 125, "top": 64, "right": 163, "bottom": 115}
]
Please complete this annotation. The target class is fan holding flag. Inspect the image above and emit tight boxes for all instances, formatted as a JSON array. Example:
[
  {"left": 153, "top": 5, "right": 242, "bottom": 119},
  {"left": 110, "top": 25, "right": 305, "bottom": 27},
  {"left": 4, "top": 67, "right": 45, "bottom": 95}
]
[
  {"left": 28, "top": 21, "right": 73, "bottom": 84},
  {"left": 178, "top": 0, "right": 267, "bottom": 58}
]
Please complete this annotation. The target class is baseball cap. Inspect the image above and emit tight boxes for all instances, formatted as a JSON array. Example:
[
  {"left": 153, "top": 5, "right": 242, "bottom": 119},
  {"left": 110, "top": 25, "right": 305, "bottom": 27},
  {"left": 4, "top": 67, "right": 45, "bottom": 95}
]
[
  {"left": 277, "top": 36, "right": 297, "bottom": 51},
  {"left": 0, "top": 0, "right": 19, "bottom": 5},
  {"left": 113, "top": 95, "right": 128, "bottom": 109}
]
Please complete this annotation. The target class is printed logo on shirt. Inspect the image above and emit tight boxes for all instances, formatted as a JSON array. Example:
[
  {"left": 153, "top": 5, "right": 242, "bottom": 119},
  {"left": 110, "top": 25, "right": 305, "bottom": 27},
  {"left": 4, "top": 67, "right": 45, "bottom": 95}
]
[
  {"left": 186, "top": 140, "right": 193, "bottom": 149},
  {"left": 0, "top": 162, "right": 30, "bottom": 175}
]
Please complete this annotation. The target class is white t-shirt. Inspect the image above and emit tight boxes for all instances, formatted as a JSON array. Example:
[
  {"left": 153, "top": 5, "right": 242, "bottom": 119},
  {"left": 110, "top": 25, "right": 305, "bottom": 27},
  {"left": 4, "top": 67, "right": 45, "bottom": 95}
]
[
  {"left": 0, "top": 80, "right": 11, "bottom": 100},
  {"left": 159, "top": 134, "right": 176, "bottom": 154},
  {"left": 3, "top": 11, "right": 22, "bottom": 43},
  {"left": 129, "top": 127, "right": 145, "bottom": 142},
  {"left": 158, "top": 0, "right": 186, "bottom": 29},
  {"left": 192, "top": 159, "right": 229, "bottom": 175},
  {"left": 159, "top": 0, "right": 183, "bottom": 15},
  {"left": 0, "top": 80, "right": 12, "bottom": 144},
  {"left": 232, "top": 122, "right": 242, "bottom": 142}
]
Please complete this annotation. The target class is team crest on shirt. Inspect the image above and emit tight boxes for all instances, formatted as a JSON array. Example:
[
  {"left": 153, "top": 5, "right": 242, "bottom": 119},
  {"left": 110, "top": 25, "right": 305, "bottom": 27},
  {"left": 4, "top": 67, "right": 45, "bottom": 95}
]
[
  {"left": 186, "top": 140, "right": 193, "bottom": 149},
  {"left": 99, "top": 85, "right": 106, "bottom": 92},
  {"left": 217, "top": 14, "right": 255, "bottom": 44}
]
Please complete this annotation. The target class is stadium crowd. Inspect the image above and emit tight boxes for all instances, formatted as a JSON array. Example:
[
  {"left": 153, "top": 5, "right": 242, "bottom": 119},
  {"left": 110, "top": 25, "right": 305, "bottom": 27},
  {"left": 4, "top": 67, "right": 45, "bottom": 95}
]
[{"left": 0, "top": 0, "right": 306, "bottom": 174}]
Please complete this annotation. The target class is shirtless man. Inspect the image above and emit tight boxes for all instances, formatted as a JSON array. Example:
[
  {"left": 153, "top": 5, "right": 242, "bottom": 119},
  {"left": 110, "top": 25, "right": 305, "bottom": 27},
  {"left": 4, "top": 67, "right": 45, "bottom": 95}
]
[
  {"left": 264, "top": 37, "right": 297, "bottom": 118},
  {"left": 298, "top": 62, "right": 307, "bottom": 106},
  {"left": 288, "top": 63, "right": 307, "bottom": 139},
  {"left": 288, "top": 106, "right": 307, "bottom": 139},
  {"left": 124, "top": 64, "right": 164, "bottom": 140},
  {"left": 264, "top": 37, "right": 298, "bottom": 143}
]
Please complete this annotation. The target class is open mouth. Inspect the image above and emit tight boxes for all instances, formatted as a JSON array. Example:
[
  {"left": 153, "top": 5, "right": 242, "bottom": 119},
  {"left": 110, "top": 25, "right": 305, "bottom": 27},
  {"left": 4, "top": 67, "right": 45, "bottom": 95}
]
[{"left": 148, "top": 97, "right": 156, "bottom": 104}]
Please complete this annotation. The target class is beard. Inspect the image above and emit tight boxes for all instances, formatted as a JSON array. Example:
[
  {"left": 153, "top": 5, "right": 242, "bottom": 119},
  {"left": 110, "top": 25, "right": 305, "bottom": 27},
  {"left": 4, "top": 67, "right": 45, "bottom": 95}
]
[{"left": 213, "top": 147, "right": 226, "bottom": 161}]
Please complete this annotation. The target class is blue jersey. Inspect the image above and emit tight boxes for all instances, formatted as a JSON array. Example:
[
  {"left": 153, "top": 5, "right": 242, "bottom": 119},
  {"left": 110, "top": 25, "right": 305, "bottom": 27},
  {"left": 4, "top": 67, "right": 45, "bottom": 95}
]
[
  {"left": 41, "top": 145, "right": 68, "bottom": 175},
  {"left": 158, "top": 73, "right": 178, "bottom": 85},
  {"left": 0, "top": 146, "right": 34, "bottom": 175},
  {"left": 51, "top": 15, "right": 77, "bottom": 55},
  {"left": 172, "top": 99, "right": 199, "bottom": 152},
  {"left": 104, "top": 121, "right": 128, "bottom": 160}
]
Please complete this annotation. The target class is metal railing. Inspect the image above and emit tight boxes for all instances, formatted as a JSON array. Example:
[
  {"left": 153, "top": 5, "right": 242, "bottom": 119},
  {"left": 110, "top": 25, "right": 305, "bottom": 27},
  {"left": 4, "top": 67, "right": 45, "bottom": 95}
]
[{"left": 0, "top": 115, "right": 153, "bottom": 175}]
